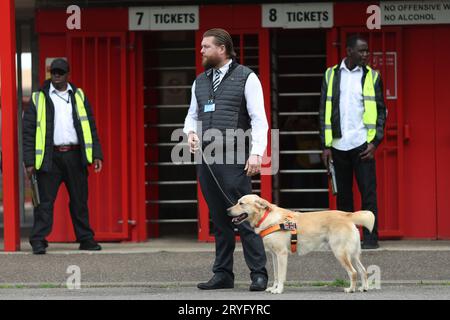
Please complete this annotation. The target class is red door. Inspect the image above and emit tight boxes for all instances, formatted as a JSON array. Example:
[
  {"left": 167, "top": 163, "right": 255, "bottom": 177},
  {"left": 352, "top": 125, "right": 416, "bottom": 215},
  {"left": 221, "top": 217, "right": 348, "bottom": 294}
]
[
  {"left": 435, "top": 26, "right": 450, "bottom": 239},
  {"left": 402, "top": 26, "right": 450, "bottom": 239},
  {"left": 339, "top": 28, "right": 405, "bottom": 239},
  {"left": 196, "top": 5, "right": 272, "bottom": 241},
  {"left": 48, "top": 32, "right": 130, "bottom": 241}
]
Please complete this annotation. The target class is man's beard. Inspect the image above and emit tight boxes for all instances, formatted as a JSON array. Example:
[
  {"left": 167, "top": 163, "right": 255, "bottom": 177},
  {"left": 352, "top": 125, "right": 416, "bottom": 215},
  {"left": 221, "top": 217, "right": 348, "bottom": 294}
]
[{"left": 202, "top": 55, "right": 221, "bottom": 69}]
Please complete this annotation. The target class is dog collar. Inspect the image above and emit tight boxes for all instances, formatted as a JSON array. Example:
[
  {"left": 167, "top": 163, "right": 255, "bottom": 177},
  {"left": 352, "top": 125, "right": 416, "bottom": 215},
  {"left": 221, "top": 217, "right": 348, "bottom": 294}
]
[{"left": 256, "top": 209, "right": 271, "bottom": 228}]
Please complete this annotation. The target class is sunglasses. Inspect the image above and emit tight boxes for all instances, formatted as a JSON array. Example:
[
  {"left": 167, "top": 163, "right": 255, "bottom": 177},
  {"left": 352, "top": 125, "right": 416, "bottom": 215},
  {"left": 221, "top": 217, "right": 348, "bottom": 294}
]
[{"left": 50, "top": 69, "right": 67, "bottom": 76}]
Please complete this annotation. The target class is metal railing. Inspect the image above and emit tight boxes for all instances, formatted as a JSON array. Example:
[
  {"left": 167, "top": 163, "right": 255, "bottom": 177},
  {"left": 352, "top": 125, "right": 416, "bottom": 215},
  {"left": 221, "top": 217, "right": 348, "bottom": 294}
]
[
  {"left": 145, "top": 36, "right": 198, "bottom": 227},
  {"left": 272, "top": 30, "right": 329, "bottom": 211}
]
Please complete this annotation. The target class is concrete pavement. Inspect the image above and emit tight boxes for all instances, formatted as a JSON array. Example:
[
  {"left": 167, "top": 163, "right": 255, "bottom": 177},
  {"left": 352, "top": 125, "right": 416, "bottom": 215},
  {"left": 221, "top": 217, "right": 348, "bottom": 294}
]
[
  {"left": 0, "top": 239, "right": 449, "bottom": 286},
  {"left": 0, "top": 238, "right": 449, "bottom": 300},
  {"left": 0, "top": 284, "right": 449, "bottom": 300}
]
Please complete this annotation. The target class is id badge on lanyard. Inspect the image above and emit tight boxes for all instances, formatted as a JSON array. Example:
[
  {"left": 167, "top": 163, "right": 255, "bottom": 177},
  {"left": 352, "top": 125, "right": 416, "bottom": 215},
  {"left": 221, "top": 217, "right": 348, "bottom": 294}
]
[
  {"left": 205, "top": 70, "right": 222, "bottom": 113},
  {"left": 204, "top": 99, "right": 215, "bottom": 113}
]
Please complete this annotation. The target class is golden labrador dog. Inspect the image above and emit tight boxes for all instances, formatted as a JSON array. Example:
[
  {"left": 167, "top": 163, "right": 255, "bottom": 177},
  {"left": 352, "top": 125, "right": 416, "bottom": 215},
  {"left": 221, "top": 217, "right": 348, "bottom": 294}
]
[{"left": 227, "top": 194, "right": 375, "bottom": 294}]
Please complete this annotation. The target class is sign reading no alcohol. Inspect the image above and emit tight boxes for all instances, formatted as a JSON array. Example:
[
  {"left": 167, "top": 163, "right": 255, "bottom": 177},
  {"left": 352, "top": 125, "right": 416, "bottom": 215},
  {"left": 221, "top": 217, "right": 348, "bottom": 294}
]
[{"left": 382, "top": 1, "right": 450, "bottom": 25}]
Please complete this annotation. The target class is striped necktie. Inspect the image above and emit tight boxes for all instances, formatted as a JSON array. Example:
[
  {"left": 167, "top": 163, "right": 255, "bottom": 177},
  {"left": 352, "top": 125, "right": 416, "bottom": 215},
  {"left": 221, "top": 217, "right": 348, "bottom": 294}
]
[{"left": 213, "top": 69, "right": 221, "bottom": 92}]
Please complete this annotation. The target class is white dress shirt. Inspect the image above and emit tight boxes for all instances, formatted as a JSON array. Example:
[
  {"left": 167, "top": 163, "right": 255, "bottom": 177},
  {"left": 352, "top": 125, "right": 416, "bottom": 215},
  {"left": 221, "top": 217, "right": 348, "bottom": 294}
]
[
  {"left": 183, "top": 59, "right": 269, "bottom": 156},
  {"left": 332, "top": 59, "right": 367, "bottom": 151},
  {"left": 50, "top": 83, "right": 79, "bottom": 146}
]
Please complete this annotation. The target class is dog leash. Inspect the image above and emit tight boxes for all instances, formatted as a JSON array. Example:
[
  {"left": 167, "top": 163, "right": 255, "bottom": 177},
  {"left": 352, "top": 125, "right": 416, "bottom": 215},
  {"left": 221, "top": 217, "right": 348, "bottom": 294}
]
[{"left": 197, "top": 147, "right": 236, "bottom": 207}]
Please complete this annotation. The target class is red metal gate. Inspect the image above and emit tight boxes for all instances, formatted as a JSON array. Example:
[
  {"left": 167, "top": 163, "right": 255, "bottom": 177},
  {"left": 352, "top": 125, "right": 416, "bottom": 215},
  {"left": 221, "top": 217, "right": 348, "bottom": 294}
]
[
  {"left": 339, "top": 28, "right": 405, "bottom": 238},
  {"left": 48, "top": 32, "right": 130, "bottom": 241},
  {"left": 0, "top": 0, "right": 21, "bottom": 251}
]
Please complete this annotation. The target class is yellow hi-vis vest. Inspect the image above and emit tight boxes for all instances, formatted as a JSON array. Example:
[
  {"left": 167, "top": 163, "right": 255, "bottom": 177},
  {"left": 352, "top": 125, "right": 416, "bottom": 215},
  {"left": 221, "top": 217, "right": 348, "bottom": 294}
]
[
  {"left": 31, "top": 88, "right": 94, "bottom": 170},
  {"left": 324, "top": 65, "right": 378, "bottom": 147}
]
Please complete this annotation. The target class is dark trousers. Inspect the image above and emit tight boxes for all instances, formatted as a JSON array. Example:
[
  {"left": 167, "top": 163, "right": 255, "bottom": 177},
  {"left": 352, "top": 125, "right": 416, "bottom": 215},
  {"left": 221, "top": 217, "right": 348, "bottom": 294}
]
[
  {"left": 30, "top": 149, "right": 95, "bottom": 244},
  {"left": 197, "top": 160, "right": 268, "bottom": 281},
  {"left": 331, "top": 142, "right": 379, "bottom": 243}
]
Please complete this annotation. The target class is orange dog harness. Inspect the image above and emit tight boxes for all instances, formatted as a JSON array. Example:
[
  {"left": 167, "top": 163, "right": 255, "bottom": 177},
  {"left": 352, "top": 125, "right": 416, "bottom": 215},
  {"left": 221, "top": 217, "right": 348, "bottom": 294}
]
[{"left": 259, "top": 212, "right": 298, "bottom": 253}]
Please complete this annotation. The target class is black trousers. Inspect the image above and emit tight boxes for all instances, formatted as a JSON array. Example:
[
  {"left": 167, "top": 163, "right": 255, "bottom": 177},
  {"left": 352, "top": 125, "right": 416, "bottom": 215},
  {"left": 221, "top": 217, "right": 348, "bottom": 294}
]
[
  {"left": 331, "top": 142, "right": 379, "bottom": 243},
  {"left": 30, "top": 149, "right": 95, "bottom": 244},
  {"left": 197, "top": 159, "right": 268, "bottom": 281}
]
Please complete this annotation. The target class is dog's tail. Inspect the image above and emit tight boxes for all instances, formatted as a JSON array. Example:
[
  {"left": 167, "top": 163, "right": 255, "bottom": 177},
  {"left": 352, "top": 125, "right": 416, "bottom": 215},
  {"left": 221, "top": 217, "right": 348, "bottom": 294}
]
[{"left": 347, "top": 211, "right": 375, "bottom": 232}]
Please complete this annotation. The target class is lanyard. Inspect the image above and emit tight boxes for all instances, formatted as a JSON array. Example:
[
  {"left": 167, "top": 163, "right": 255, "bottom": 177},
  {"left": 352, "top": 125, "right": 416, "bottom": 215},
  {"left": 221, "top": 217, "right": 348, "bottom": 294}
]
[{"left": 54, "top": 91, "right": 70, "bottom": 104}]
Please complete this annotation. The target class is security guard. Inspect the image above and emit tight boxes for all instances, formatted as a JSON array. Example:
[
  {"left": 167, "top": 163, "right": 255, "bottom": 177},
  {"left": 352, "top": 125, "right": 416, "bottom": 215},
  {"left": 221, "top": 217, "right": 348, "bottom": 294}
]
[
  {"left": 319, "top": 35, "right": 387, "bottom": 249},
  {"left": 23, "top": 59, "right": 103, "bottom": 254},
  {"left": 184, "top": 29, "right": 269, "bottom": 290}
]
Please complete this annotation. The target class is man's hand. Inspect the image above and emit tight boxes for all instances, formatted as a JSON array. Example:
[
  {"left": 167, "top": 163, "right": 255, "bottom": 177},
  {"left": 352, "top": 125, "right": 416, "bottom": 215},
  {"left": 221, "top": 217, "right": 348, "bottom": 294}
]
[
  {"left": 321, "top": 149, "right": 332, "bottom": 169},
  {"left": 188, "top": 132, "right": 199, "bottom": 154},
  {"left": 245, "top": 154, "right": 262, "bottom": 176},
  {"left": 94, "top": 159, "right": 103, "bottom": 173},
  {"left": 359, "top": 143, "right": 376, "bottom": 161},
  {"left": 26, "top": 166, "right": 35, "bottom": 179}
]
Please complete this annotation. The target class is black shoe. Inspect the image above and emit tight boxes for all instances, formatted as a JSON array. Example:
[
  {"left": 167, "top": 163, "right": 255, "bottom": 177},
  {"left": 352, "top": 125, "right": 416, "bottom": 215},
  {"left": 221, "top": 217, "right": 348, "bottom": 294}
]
[
  {"left": 362, "top": 242, "right": 380, "bottom": 250},
  {"left": 250, "top": 276, "right": 268, "bottom": 291},
  {"left": 79, "top": 239, "right": 102, "bottom": 251},
  {"left": 197, "top": 274, "right": 234, "bottom": 290},
  {"left": 30, "top": 241, "right": 48, "bottom": 255}
]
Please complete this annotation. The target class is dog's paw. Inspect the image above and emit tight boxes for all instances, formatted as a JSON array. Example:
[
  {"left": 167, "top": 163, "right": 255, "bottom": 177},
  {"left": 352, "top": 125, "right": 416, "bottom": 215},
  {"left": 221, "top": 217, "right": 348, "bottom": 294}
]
[
  {"left": 266, "top": 286, "right": 276, "bottom": 292},
  {"left": 344, "top": 287, "right": 356, "bottom": 293},
  {"left": 270, "top": 287, "right": 284, "bottom": 294},
  {"left": 358, "top": 286, "right": 369, "bottom": 292}
]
